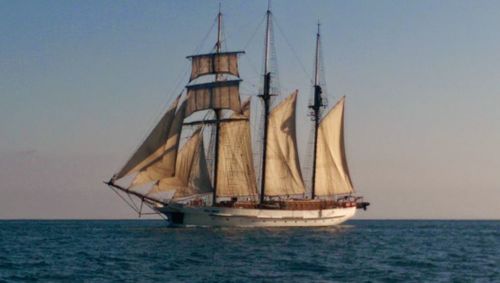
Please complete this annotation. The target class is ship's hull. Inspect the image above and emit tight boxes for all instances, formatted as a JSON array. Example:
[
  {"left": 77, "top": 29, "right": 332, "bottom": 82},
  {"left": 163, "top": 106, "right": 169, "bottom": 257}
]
[{"left": 156, "top": 205, "right": 357, "bottom": 227}]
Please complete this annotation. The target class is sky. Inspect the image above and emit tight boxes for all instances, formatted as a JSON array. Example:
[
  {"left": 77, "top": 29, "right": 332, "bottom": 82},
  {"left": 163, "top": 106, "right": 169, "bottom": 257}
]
[{"left": 1, "top": 0, "right": 499, "bottom": 219}]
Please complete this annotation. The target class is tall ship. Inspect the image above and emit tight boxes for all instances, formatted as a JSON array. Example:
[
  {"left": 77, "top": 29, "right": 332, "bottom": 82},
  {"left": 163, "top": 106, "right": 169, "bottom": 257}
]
[{"left": 106, "top": 4, "right": 369, "bottom": 227}]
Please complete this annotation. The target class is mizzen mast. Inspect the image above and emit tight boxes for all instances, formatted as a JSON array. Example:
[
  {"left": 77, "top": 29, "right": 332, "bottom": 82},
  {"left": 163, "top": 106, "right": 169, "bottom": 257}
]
[{"left": 309, "top": 22, "right": 325, "bottom": 199}]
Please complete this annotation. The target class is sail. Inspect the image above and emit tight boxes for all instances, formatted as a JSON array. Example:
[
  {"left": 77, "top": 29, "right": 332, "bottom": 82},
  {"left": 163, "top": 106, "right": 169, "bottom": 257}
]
[
  {"left": 148, "top": 128, "right": 212, "bottom": 198},
  {"left": 129, "top": 100, "right": 187, "bottom": 187},
  {"left": 216, "top": 100, "right": 258, "bottom": 197},
  {"left": 188, "top": 51, "right": 243, "bottom": 81},
  {"left": 115, "top": 96, "right": 181, "bottom": 179},
  {"left": 264, "top": 91, "right": 306, "bottom": 196},
  {"left": 187, "top": 132, "right": 212, "bottom": 197},
  {"left": 315, "top": 97, "right": 354, "bottom": 196},
  {"left": 185, "top": 80, "right": 241, "bottom": 116}
]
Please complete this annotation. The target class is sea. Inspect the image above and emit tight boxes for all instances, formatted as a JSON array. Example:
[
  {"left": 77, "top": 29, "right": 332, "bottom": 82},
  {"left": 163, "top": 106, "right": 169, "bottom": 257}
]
[{"left": 0, "top": 220, "right": 498, "bottom": 282}]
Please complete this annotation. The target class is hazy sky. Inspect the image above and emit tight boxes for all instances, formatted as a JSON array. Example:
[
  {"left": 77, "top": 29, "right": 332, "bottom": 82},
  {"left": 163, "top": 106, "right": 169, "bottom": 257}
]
[{"left": 1, "top": 0, "right": 499, "bottom": 219}]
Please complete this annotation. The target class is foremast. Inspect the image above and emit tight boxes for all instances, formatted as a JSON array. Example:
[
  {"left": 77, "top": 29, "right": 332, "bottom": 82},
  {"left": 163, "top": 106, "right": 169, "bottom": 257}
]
[
  {"left": 109, "top": 7, "right": 246, "bottom": 206},
  {"left": 212, "top": 6, "right": 223, "bottom": 206},
  {"left": 185, "top": 8, "right": 246, "bottom": 206}
]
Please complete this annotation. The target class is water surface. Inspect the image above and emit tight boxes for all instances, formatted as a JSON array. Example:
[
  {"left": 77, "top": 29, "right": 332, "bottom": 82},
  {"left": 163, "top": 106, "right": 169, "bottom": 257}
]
[{"left": 0, "top": 220, "right": 498, "bottom": 282}]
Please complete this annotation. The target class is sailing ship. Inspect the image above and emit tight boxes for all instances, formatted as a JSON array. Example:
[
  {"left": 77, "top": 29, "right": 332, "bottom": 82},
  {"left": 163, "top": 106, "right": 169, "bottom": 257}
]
[{"left": 106, "top": 5, "right": 369, "bottom": 227}]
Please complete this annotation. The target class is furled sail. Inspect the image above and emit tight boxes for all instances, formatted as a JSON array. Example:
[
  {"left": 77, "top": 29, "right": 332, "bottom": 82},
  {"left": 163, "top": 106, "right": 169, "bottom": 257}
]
[
  {"left": 115, "top": 96, "right": 182, "bottom": 180},
  {"left": 314, "top": 97, "right": 354, "bottom": 196},
  {"left": 216, "top": 99, "right": 258, "bottom": 197},
  {"left": 128, "top": 100, "right": 187, "bottom": 187},
  {"left": 264, "top": 91, "right": 306, "bottom": 196},
  {"left": 188, "top": 51, "right": 244, "bottom": 81},
  {"left": 185, "top": 80, "right": 241, "bottom": 117},
  {"left": 148, "top": 128, "right": 212, "bottom": 198}
]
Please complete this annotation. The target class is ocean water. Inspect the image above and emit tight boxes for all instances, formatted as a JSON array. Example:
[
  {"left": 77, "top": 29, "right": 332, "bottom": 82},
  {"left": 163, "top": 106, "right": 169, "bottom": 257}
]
[{"left": 0, "top": 220, "right": 498, "bottom": 282}]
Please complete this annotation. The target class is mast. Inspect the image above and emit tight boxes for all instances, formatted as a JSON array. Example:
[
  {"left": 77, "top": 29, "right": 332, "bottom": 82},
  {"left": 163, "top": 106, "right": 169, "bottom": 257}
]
[
  {"left": 310, "top": 22, "right": 324, "bottom": 199},
  {"left": 110, "top": 5, "right": 248, "bottom": 208},
  {"left": 212, "top": 5, "right": 223, "bottom": 206},
  {"left": 259, "top": 2, "right": 272, "bottom": 205},
  {"left": 216, "top": 3, "right": 222, "bottom": 54}
]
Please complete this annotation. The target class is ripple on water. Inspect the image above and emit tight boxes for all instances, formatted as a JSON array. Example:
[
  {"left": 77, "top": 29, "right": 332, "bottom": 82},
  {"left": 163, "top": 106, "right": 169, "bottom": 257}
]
[{"left": 0, "top": 220, "right": 498, "bottom": 282}]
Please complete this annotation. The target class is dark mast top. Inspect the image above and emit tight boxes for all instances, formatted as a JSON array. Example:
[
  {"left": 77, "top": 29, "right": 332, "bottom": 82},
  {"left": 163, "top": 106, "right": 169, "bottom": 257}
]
[
  {"left": 258, "top": 5, "right": 273, "bottom": 205},
  {"left": 212, "top": 6, "right": 223, "bottom": 206},
  {"left": 310, "top": 23, "right": 325, "bottom": 199}
]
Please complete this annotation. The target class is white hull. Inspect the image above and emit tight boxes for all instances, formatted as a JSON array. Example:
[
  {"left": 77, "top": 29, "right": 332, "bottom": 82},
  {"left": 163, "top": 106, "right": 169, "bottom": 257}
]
[{"left": 156, "top": 205, "right": 357, "bottom": 227}]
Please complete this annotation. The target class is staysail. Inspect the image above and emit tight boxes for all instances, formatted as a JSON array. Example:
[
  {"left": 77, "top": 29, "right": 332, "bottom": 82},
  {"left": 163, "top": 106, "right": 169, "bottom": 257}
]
[
  {"left": 127, "top": 100, "right": 187, "bottom": 187},
  {"left": 264, "top": 90, "right": 306, "bottom": 196},
  {"left": 148, "top": 128, "right": 212, "bottom": 198},
  {"left": 115, "top": 96, "right": 183, "bottom": 180},
  {"left": 314, "top": 97, "right": 354, "bottom": 196},
  {"left": 216, "top": 99, "right": 258, "bottom": 197}
]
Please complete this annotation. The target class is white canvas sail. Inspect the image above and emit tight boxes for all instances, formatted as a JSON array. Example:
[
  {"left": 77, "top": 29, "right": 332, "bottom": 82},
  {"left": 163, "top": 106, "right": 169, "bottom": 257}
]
[
  {"left": 315, "top": 97, "right": 354, "bottom": 196},
  {"left": 103, "top": 7, "right": 368, "bottom": 229},
  {"left": 216, "top": 100, "right": 258, "bottom": 197},
  {"left": 115, "top": 96, "right": 181, "bottom": 179},
  {"left": 188, "top": 52, "right": 243, "bottom": 81},
  {"left": 129, "top": 100, "right": 187, "bottom": 187},
  {"left": 186, "top": 132, "right": 212, "bottom": 197},
  {"left": 185, "top": 80, "right": 241, "bottom": 117},
  {"left": 149, "top": 128, "right": 212, "bottom": 198},
  {"left": 264, "top": 91, "right": 306, "bottom": 196}
]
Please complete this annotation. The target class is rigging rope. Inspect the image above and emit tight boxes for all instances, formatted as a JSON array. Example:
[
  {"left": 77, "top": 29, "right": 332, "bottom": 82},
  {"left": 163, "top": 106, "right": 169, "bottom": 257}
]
[
  {"left": 108, "top": 185, "right": 166, "bottom": 219},
  {"left": 273, "top": 17, "right": 314, "bottom": 85},
  {"left": 113, "top": 15, "right": 218, "bottom": 176},
  {"left": 240, "top": 14, "right": 267, "bottom": 78},
  {"left": 126, "top": 191, "right": 140, "bottom": 211},
  {"left": 109, "top": 186, "right": 140, "bottom": 213}
]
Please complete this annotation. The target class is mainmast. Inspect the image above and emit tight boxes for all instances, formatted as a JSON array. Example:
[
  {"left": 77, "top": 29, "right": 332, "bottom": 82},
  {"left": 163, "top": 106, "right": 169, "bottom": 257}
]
[
  {"left": 258, "top": 3, "right": 273, "bottom": 205},
  {"left": 212, "top": 5, "right": 223, "bottom": 206},
  {"left": 310, "top": 22, "right": 325, "bottom": 199}
]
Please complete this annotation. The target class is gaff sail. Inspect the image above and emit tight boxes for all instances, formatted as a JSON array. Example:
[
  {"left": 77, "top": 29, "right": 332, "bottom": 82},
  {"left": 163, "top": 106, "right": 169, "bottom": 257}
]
[
  {"left": 314, "top": 97, "right": 355, "bottom": 196},
  {"left": 264, "top": 91, "right": 306, "bottom": 196}
]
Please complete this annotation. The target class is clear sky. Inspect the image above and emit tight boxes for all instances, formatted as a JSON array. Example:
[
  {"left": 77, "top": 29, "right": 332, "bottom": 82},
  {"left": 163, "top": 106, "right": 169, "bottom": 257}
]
[{"left": 1, "top": 0, "right": 499, "bottom": 219}]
